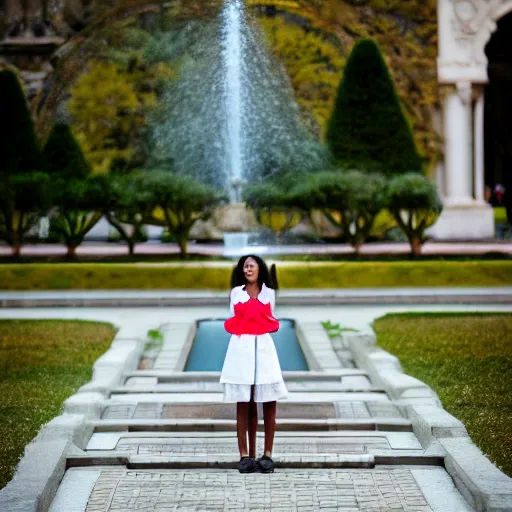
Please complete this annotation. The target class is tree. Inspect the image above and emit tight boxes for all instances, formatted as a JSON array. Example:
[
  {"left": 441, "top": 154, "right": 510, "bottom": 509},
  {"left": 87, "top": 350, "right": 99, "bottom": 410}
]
[
  {"left": 42, "top": 123, "right": 90, "bottom": 179},
  {"left": 259, "top": 16, "right": 344, "bottom": 138},
  {"left": 0, "top": 70, "right": 48, "bottom": 256},
  {"left": 102, "top": 172, "right": 157, "bottom": 256},
  {"left": 42, "top": 124, "right": 103, "bottom": 259},
  {"left": 386, "top": 173, "right": 442, "bottom": 256},
  {"left": 0, "top": 173, "right": 50, "bottom": 257},
  {"left": 0, "top": 69, "right": 41, "bottom": 174},
  {"left": 295, "top": 170, "right": 386, "bottom": 253},
  {"left": 325, "top": 39, "right": 423, "bottom": 175},
  {"left": 145, "top": 172, "right": 225, "bottom": 259},
  {"left": 68, "top": 60, "right": 143, "bottom": 173},
  {"left": 244, "top": 173, "right": 306, "bottom": 241}
]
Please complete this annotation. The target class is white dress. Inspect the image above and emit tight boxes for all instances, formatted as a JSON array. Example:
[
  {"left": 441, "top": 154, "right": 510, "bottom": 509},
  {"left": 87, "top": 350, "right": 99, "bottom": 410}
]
[{"left": 220, "top": 284, "right": 288, "bottom": 403}]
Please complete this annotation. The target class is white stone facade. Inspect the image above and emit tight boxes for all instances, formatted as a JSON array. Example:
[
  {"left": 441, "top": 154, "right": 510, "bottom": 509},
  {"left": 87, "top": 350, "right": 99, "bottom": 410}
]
[{"left": 432, "top": 0, "right": 512, "bottom": 239}]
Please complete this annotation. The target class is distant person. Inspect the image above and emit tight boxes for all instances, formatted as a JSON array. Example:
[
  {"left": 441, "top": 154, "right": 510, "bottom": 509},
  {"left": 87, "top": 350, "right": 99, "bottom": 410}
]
[{"left": 221, "top": 255, "right": 287, "bottom": 473}]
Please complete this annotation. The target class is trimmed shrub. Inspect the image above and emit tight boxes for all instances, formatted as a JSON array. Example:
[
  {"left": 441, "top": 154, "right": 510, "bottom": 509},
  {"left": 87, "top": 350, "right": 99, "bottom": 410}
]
[
  {"left": 244, "top": 173, "right": 305, "bottom": 240},
  {"left": 293, "top": 170, "right": 386, "bottom": 252},
  {"left": 145, "top": 171, "right": 225, "bottom": 258},
  {"left": 386, "top": 173, "right": 443, "bottom": 255},
  {"left": 325, "top": 39, "right": 423, "bottom": 175},
  {"left": 0, "top": 261, "right": 510, "bottom": 291},
  {"left": 49, "top": 177, "right": 105, "bottom": 258},
  {"left": 101, "top": 172, "right": 157, "bottom": 255},
  {"left": 0, "top": 173, "right": 50, "bottom": 256},
  {"left": 43, "top": 124, "right": 102, "bottom": 258}
]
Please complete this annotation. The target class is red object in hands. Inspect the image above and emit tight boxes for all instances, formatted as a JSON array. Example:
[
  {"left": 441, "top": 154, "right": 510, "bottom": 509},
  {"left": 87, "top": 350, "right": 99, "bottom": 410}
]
[{"left": 224, "top": 298, "right": 280, "bottom": 336}]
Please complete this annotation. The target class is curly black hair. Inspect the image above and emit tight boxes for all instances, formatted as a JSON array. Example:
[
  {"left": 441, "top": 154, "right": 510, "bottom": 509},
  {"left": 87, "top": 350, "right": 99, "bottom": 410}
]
[{"left": 230, "top": 255, "right": 278, "bottom": 290}]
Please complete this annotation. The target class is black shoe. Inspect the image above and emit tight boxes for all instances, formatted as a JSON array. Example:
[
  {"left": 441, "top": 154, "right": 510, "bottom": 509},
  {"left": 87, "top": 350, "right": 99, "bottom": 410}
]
[
  {"left": 239, "top": 456, "right": 256, "bottom": 473},
  {"left": 257, "top": 455, "right": 275, "bottom": 473}
]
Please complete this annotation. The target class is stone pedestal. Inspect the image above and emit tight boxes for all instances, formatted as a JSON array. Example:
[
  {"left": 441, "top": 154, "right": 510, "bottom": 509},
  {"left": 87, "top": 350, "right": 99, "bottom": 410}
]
[
  {"left": 190, "top": 203, "right": 260, "bottom": 240},
  {"left": 427, "top": 202, "right": 494, "bottom": 239}
]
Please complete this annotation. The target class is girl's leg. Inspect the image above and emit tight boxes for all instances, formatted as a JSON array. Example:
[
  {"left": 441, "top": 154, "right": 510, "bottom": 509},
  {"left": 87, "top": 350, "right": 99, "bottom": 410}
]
[
  {"left": 262, "top": 401, "right": 277, "bottom": 457},
  {"left": 248, "top": 385, "right": 258, "bottom": 458},
  {"left": 236, "top": 402, "right": 249, "bottom": 457}
]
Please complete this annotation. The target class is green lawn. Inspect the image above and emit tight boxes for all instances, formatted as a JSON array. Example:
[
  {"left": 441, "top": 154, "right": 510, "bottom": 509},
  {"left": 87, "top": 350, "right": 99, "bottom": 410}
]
[
  {"left": 0, "top": 260, "right": 511, "bottom": 290},
  {"left": 373, "top": 313, "right": 512, "bottom": 477},
  {"left": 495, "top": 206, "right": 507, "bottom": 224},
  {"left": 0, "top": 320, "right": 117, "bottom": 489}
]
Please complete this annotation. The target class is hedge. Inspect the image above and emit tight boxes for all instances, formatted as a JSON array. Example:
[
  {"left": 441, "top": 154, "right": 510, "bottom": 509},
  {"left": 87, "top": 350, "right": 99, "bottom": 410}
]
[{"left": 1, "top": 261, "right": 511, "bottom": 290}]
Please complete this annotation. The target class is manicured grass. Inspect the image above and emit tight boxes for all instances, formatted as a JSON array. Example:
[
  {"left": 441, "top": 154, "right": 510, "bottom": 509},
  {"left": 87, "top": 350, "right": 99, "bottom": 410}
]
[
  {"left": 0, "top": 260, "right": 511, "bottom": 290},
  {"left": 373, "top": 313, "right": 512, "bottom": 477},
  {"left": 0, "top": 320, "right": 117, "bottom": 489},
  {"left": 495, "top": 206, "right": 507, "bottom": 224}
]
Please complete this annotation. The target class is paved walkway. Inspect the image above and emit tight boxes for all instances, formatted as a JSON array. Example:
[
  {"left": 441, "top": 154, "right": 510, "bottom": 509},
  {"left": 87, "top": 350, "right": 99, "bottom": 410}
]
[
  {"left": 1, "top": 304, "right": 511, "bottom": 336},
  {"left": 45, "top": 309, "right": 474, "bottom": 511},
  {"left": 1, "top": 240, "right": 511, "bottom": 258},
  {"left": 2, "top": 287, "right": 511, "bottom": 308},
  {"left": 4, "top": 304, "right": 508, "bottom": 511}
]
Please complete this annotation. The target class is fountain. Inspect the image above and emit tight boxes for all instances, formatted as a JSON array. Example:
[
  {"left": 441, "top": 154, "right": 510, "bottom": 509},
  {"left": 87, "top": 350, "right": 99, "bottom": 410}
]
[
  {"left": 149, "top": 0, "right": 328, "bottom": 254},
  {"left": 221, "top": 0, "right": 251, "bottom": 256},
  {"left": 222, "top": 0, "right": 245, "bottom": 204}
]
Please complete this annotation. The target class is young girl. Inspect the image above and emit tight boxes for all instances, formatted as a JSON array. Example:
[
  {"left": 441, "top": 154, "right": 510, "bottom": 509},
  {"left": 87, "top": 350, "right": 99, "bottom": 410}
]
[{"left": 221, "top": 255, "right": 288, "bottom": 473}]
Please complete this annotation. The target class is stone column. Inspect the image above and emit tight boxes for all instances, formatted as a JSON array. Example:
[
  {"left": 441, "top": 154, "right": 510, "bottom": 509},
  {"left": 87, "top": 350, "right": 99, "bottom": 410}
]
[
  {"left": 444, "top": 81, "right": 474, "bottom": 205},
  {"left": 473, "top": 89, "right": 485, "bottom": 203}
]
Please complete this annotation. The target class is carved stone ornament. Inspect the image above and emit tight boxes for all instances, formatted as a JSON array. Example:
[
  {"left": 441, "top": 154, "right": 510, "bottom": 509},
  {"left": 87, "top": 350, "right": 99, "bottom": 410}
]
[
  {"left": 456, "top": 80, "right": 473, "bottom": 104},
  {"left": 451, "top": 0, "right": 499, "bottom": 35}
]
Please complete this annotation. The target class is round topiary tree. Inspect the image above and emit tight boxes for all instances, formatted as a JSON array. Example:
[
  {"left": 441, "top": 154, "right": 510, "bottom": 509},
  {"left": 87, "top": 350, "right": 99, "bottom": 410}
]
[
  {"left": 386, "top": 173, "right": 443, "bottom": 256},
  {"left": 294, "top": 170, "right": 387, "bottom": 253},
  {"left": 244, "top": 173, "right": 306, "bottom": 242},
  {"left": 144, "top": 171, "right": 225, "bottom": 259},
  {"left": 326, "top": 38, "right": 423, "bottom": 175}
]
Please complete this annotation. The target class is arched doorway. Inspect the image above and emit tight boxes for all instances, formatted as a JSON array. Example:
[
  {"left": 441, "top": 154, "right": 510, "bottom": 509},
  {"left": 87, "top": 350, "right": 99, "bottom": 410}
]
[{"left": 484, "top": 11, "right": 512, "bottom": 222}]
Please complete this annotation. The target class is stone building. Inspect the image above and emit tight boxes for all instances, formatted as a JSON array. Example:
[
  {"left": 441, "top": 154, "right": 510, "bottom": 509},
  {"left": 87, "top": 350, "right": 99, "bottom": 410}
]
[{"left": 431, "top": 0, "right": 512, "bottom": 239}]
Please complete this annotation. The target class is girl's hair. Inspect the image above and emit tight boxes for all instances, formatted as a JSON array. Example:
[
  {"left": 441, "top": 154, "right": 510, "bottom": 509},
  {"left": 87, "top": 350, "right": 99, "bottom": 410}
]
[{"left": 230, "top": 255, "right": 278, "bottom": 290}]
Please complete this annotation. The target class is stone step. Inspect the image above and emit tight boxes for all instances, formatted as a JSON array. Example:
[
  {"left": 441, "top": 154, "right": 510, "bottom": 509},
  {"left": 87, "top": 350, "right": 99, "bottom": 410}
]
[
  {"left": 124, "top": 369, "right": 369, "bottom": 381},
  {"left": 106, "top": 391, "right": 389, "bottom": 403},
  {"left": 117, "top": 382, "right": 382, "bottom": 393},
  {"left": 100, "top": 400, "right": 402, "bottom": 421},
  {"left": 85, "top": 431, "right": 425, "bottom": 457},
  {"left": 91, "top": 418, "right": 413, "bottom": 433},
  {"left": 50, "top": 466, "right": 474, "bottom": 512},
  {"left": 66, "top": 453, "right": 377, "bottom": 470},
  {"left": 86, "top": 430, "right": 422, "bottom": 450}
]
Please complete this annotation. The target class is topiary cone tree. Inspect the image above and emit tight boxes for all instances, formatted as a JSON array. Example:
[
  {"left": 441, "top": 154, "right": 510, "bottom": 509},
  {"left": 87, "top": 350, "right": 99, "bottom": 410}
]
[
  {"left": 0, "top": 70, "right": 41, "bottom": 174},
  {"left": 42, "top": 124, "right": 103, "bottom": 259},
  {"left": 326, "top": 38, "right": 423, "bottom": 175},
  {"left": 0, "top": 69, "right": 49, "bottom": 257}
]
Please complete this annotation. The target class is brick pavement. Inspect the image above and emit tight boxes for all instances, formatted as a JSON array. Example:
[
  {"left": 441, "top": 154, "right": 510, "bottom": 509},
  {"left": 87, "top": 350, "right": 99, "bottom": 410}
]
[{"left": 84, "top": 468, "right": 432, "bottom": 512}]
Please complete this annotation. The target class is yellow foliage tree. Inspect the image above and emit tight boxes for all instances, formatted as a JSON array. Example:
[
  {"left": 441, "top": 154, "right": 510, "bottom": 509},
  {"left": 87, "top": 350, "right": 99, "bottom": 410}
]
[
  {"left": 68, "top": 60, "right": 143, "bottom": 173},
  {"left": 258, "top": 16, "right": 344, "bottom": 138}
]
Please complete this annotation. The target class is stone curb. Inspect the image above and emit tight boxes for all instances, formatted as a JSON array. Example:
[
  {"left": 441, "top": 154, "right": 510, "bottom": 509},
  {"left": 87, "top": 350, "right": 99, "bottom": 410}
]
[
  {"left": 0, "top": 412, "right": 92, "bottom": 512},
  {"left": 0, "top": 440, "right": 81, "bottom": 512},
  {"left": 343, "top": 329, "right": 512, "bottom": 512},
  {"left": 78, "top": 337, "right": 145, "bottom": 396},
  {"left": 0, "top": 330, "right": 146, "bottom": 511}
]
